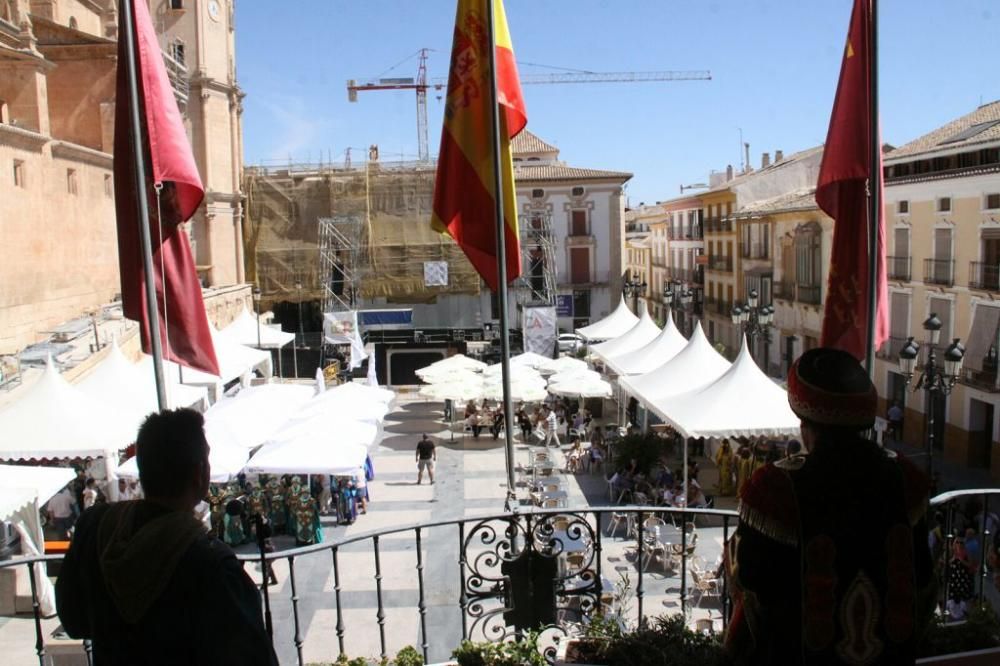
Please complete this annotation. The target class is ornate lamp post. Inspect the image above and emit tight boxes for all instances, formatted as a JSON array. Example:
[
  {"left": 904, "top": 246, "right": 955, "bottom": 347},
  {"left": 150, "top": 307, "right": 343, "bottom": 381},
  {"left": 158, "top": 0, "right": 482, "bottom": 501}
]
[
  {"left": 663, "top": 279, "right": 693, "bottom": 332},
  {"left": 252, "top": 285, "right": 262, "bottom": 349},
  {"left": 623, "top": 276, "right": 648, "bottom": 314},
  {"left": 730, "top": 288, "right": 773, "bottom": 367},
  {"left": 897, "top": 313, "right": 965, "bottom": 480},
  {"left": 294, "top": 280, "right": 303, "bottom": 379}
]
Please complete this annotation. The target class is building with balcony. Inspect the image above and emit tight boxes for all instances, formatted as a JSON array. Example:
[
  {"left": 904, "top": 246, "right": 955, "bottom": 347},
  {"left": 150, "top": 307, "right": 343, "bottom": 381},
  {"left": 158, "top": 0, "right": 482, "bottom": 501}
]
[
  {"left": 624, "top": 203, "right": 668, "bottom": 321},
  {"left": 877, "top": 100, "right": 1000, "bottom": 478},
  {"left": 511, "top": 131, "right": 632, "bottom": 331},
  {"left": 658, "top": 194, "right": 704, "bottom": 336},
  {"left": 0, "top": 0, "right": 245, "bottom": 354},
  {"left": 624, "top": 230, "right": 651, "bottom": 313}
]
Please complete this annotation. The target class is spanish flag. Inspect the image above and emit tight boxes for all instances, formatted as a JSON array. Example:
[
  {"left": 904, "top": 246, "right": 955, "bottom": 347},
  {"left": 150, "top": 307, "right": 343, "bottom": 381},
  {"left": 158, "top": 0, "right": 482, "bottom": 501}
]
[{"left": 431, "top": 0, "right": 528, "bottom": 293}]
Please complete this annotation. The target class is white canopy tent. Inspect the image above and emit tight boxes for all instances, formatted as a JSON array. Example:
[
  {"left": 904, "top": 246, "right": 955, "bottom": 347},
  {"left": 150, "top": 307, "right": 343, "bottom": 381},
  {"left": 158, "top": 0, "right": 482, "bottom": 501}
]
[
  {"left": 620, "top": 322, "right": 731, "bottom": 413},
  {"left": 204, "top": 383, "right": 316, "bottom": 452},
  {"left": 78, "top": 343, "right": 209, "bottom": 436},
  {"left": 325, "top": 381, "right": 396, "bottom": 407},
  {"left": 547, "top": 369, "right": 602, "bottom": 385},
  {"left": 219, "top": 308, "right": 296, "bottom": 349},
  {"left": 548, "top": 378, "right": 613, "bottom": 399},
  {"left": 0, "top": 358, "right": 134, "bottom": 461},
  {"left": 589, "top": 303, "right": 661, "bottom": 363},
  {"left": 245, "top": 416, "right": 375, "bottom": 475},
  {"left": 604, "top": 312, "right": 688, "bottom": 376},
  {"left": 655, "top": 339, "right": 801, "bottom": 440},
  {"left": 0, "top": 464, "right": 75, "bottom": 617},
  {"left": 293, "top": 392, "right": 391, "bottom": 425},
  {"left": 417, "top": 354, "right": 487, "bottom": 378},
  {"left": 575, "top": 295, "right": 639, "bottom": 342}
]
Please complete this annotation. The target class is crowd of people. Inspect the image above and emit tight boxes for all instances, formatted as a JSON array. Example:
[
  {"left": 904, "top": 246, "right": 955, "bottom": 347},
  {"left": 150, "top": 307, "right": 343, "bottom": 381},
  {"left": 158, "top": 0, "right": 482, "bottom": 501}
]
[{"left": 45, "top": 470, "right": 143, "bottom": 540}]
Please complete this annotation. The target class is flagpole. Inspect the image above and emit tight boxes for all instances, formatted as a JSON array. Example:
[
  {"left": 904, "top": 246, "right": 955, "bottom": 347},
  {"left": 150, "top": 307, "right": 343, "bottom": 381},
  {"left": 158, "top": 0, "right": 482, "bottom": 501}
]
[
  {"left": 864, "top": 0, "right": 880, "bottom": 374},
  {"left": 485, "top": 0, "right": 518, "bottom": 506},
  {"left": 121, "top": 0, "right": 168, "bottom": 411}
]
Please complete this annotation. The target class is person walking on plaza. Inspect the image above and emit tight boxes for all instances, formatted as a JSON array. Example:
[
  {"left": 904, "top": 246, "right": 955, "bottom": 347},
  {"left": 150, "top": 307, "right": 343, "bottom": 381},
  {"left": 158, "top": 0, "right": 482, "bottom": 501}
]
[
  {"left": 415, "top": 433, "right": 436, "bottom": 485},
  {"left": 47, "top": 488, "right": 76, "bottom": 539},
  {"left": 56, "top": 409, "right": 277, "bottom": 666},
  {"left": 725, "top": 348, "right": 934, "bottom": 665},
  {"left": 544, "top": 406, "right": 561, "bottom": 448},
  {"left": 887, "top": 400, "right": 904, "bottom": 444}
]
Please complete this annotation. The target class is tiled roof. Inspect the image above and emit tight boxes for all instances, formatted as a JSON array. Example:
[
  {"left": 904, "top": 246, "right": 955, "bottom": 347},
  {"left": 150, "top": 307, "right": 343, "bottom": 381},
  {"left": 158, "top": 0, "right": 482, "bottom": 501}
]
[
  {"left": 707, "top": 145, "right": 824, "bottom": 192},
  {"left": 732, "top": 188, "right": 818, "bottom": 217},
  {"left": 887, "top": 101, "right": 1000, "bottom": 160},
  {"left": 512, "top": 130, "right": 559, "bottom": 155},
  {"left": 514, "top": 163, "right": 632, "bottom": 183}
]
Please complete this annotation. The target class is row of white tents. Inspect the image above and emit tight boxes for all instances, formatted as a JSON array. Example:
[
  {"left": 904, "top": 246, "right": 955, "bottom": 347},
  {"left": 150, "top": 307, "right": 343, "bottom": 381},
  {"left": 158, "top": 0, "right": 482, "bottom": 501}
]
[{"left": 578, "top": 297, "right": 800, "bottom": 440}]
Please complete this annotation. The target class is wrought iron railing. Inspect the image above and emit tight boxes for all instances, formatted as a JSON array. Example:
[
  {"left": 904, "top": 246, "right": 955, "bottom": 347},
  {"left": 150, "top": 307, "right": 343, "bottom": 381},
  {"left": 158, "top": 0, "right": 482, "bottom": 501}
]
[
  {"left": 0, "top": 506, "right": 736, "bottom": 665},
  {"left": 5, "top": 491, "right": 996, "bottom": 665},
  {"left": 876, "top": 335, "right": 909, "bottom": 360},
  {"left": 969, "top": 262, "right": 1000, "bottom": 292},
  {"left": 708, "top": 256, "right": 733, "bottom": 272},
  {"left": 797, "top": 284, "right": 821, "bottom": 305},
  {"left": 887, "top": 255, "right": 912, "bottom": 282},
  {"left": 924, "top": 258, "right": 955, "bottom": 287}
]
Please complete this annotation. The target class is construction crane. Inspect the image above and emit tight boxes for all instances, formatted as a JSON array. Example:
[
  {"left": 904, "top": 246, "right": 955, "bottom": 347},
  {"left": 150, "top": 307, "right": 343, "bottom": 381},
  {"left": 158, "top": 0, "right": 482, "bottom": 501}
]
[{"left": 347, "top": 49, "right": 711, "bottom": 162}]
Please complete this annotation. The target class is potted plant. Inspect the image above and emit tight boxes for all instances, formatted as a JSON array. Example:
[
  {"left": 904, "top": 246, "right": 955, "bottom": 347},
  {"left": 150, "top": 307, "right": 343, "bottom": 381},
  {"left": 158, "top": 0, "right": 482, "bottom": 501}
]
[
  {"left": 916, "top": 604, "right": 1000, "bottom": 665},
  {"left": 451, "top": 630, "right": 546, "bottom": 666},
  {"left": 555, "top": 615, "right": 726, "bottom": 666}
]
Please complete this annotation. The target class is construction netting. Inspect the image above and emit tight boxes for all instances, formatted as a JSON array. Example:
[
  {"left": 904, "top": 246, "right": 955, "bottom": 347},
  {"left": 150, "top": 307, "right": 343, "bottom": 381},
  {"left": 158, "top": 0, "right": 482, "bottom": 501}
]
[{"left": 243, "top": 162, "right": 482, "bottom": 307}]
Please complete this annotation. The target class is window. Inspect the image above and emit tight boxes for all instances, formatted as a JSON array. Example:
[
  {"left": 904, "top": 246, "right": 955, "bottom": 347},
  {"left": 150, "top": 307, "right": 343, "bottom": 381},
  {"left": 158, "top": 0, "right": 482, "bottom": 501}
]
[
  {"left": 104, "top": 174, "right": 113, "bottom": 198},
  {"left": 571, "top": 186, "right": 584, "bottom": 197},
  {"left": 572, "top": 289, "right": 590, "bottom": 317},
  {"left": 794, "top": 222, "right": 822, "bottom": 303},
  {"left": 0, "top": 99, "right": 7, "bottom": 123},
  {"left": 570, "top": 247, "right": 590, "bottom": 283},
  {"left": 66, "top": 169, "right": 78, "bottom": 195},
  {"left": 897, "top": 200, "right": 909, "bottom": 214},
  {"left": 937, "top": 197, "right": 951, "bottom": 213},
  {"left": 531, "top": 188, "right": 544, "bottom": 199},
  {"left": 986, "top": 193, "right": 1000, "bottom": 210},
  {"left": 68, "top": 16, "right": 77, "bottom": 29},
  {"left": 570, "top": 210, "right": 587, "bottom": 236},
  {"left": 171, "top": 40, "right": 186, "bottom": 66},
  {"left": 13, "top": 159, "right": 24, "bottom": 187},
  {"left": 170, "top": 0, "right": 184, "bottom": 9}
]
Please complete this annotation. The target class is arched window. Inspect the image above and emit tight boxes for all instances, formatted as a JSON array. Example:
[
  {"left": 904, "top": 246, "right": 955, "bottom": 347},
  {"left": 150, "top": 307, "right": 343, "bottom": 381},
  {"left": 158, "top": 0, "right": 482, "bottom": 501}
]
[
  {"left": 0, "top": 100, "right": 9, "bottom": 124},
  {"left": 69, "top": 16, "right": 78, "bottom": 29}
]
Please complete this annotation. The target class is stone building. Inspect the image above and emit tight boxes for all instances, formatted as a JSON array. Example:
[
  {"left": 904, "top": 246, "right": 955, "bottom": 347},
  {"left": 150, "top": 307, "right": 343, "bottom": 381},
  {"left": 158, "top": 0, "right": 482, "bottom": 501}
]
[
  {"left": 0, "top": 0, "right": 244, "bottom": 354},
  {"left": 877, "top": 100, "right": 1000, "bottom": 478}
]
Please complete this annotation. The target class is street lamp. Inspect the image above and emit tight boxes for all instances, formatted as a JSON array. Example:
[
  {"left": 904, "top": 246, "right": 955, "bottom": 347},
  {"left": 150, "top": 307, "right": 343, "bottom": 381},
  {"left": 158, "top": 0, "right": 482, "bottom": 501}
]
[
  {"left": 623, "top": 276, "right": 648, "bottom": 313},
  {"left": 731, "top": 288, "right": 774, "bottom": 368},
  {"left": 294, "top": 280, "right": 303, "bottom": 379},
  {"left": 663, "top": 279, "right": 694, "bottom": 332},
  {"left": 252, "top": 286, "right": 262, "bottom": 349},
  {"left": 897, "top": 314, "right": 965, "bottom": 481}
]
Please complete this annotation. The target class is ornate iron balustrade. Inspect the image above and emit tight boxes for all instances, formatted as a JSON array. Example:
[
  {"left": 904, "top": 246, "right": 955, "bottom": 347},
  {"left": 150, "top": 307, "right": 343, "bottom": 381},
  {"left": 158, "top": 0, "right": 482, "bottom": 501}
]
[
  {"left": 5, "top": 491, "right": 996, "bottom": 665},
  {"left": 887, "top": 255, "right": 912, "bottom": 282},
  {"left": 924, "top": 258, "right": 955, "bottom": 287},
  {"left": 0, "top": 506, "right": 736, "bottom": 666},
  {"left": 969, "top": 262, "right": 1000, "bottom": 292},
  {"left": 796, "top": 284, "right": 821, "bottom": 305},
  {"left": 708, "top": 256, "right": 733, "bottom": 272}
]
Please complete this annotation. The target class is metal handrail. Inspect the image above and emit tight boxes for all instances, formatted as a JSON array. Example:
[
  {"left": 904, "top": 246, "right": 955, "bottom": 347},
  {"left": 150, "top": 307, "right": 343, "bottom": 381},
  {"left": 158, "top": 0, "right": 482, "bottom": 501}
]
[{"left": 5, "top": 491, "right": 998, "bottom": 665}]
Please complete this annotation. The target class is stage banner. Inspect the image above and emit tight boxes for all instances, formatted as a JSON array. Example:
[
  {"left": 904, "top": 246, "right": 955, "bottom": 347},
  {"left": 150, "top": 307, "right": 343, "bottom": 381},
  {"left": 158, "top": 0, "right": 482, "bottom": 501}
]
[
  {"left": 523, "top": 306, "right": 557, "bottom": 358},
  {"left": 323, "top": 311, "right": 368, "bottom": 369}
]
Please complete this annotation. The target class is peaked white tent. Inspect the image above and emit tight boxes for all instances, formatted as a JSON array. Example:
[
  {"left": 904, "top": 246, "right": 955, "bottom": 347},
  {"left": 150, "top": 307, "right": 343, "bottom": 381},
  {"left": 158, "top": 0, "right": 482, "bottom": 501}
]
[
  {"left": 245, "top": 416, "right": 375, "bottom": 475},
  {"left": 219, "top": 308, "right": 295, "bottom": 349},
  {"left": 589, "top": 304, "right": 662, "bottom": 363},
  {"left": 78, "top": 343, "right": 209, "bottom": 434},
  {"left": 605, "top": 313, "right": 688, "bottom": 376},
  {"left": 204, "top": 383, "right": 316, "bottom": 451},
  {"left": 325, "top": 380, "right": 396, "bottom": 406},
  {"left": 656, "top": 339, "right": 801, "bottom": 440},
  {"left": 0, "top": 358, "right": 135, "bottom": 461},
  {"left": 620, "top": 322, "right": 731, "bottom": 413},
  {"left": 575, "top": 296, "right": 639, "bottom": 342}
]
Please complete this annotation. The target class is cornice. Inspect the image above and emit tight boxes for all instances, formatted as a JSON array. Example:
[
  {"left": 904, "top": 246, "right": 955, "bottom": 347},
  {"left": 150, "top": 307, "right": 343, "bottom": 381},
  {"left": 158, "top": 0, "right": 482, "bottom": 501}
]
[
  {"left": 50, "top": 140, "right": 112, "bottom": 168},
  {"left": 0, "top": 123, "right": 48, "bottom": 150}
]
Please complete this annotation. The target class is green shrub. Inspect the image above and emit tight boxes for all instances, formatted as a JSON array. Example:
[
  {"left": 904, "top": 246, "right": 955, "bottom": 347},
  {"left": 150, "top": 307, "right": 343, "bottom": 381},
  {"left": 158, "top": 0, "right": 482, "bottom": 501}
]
[
  {"left": 574, "top": 614, "right": 726, "bottom": 666},
  {"left": 610, "top": 431, "right": 671, "bottom": 477},
  {"left": 451, "top": 630, "right": 546, "bottom": 666},
  {"left": 917, "top": 603, "right": 1000, "bottom": 657}
]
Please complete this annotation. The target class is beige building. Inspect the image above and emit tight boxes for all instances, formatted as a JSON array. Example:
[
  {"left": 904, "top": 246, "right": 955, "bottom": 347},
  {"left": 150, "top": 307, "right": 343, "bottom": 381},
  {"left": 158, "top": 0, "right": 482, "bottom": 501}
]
[
  {"left": 624, "top": 203, "right": 666, "bottom": 321},
  {"left": 624, "top": 230, "right": 650, "bottom": 313},
  {"left": 0, "top": 0, "right": 243, "bottom": 354},
  {"left": 659, "top": 195, "right": 704, "bottom": 336},
  {"left": 877, "top": 101, "right": 1000, "bottom": 478}
]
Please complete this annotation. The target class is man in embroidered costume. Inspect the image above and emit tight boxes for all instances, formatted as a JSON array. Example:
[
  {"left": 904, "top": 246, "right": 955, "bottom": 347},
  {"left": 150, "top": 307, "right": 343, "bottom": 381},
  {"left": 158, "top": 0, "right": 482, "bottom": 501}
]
[{"left": 725, "top": 348, "right": 934, "bottom": 665}]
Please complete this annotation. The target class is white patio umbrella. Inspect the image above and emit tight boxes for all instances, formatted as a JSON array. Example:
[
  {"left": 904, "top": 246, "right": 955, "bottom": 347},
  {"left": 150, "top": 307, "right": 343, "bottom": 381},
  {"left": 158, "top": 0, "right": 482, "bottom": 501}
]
[
  {"left": 547, "top": 369, "right": 602, "bottom": 385},
  {"left": 539, "top": 356, "right": 588, "bottom": 375},
  {"left": 418, "top": 380, "right": 485, "bottom": 403},
  {"left": 482, "top": 381, "right": 549, "bottom": 403},
  {"left": 416, "top": 366, "right": 483, "bottom": 383},
  {"left": 417, "top": 354, "right": 486, "bottom": 377},
  {"left": 548, "top": 378, "right": 613, "bottom": 399}
]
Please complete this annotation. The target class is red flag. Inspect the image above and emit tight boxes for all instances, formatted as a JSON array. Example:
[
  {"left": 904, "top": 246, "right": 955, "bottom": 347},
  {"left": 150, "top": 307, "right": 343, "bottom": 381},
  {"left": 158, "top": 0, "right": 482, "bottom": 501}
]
[
  {"left": 114, "top": 0, "right": 219, "bottom": 375},
  {"left": 817, "top": 0, "right": 888, "bottom": 361},
  {"left": 431, "top": 0, "right": 528, "bottom": 292}
]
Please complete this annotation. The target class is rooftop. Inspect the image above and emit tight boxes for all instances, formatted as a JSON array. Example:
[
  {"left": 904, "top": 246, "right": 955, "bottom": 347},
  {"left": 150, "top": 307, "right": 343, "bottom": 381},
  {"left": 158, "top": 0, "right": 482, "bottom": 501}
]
[
  {"left": 887, "top": 100, "right": 1000, "bottom": 161},
  {"left": 511, "top": 129, "right": 559, "bottom": 156},
  {"left": 514, "top": 163, "right": 633, "bottom": 183},
  {"left": 731, "top": 188, "right": 819, "bottom": 217},
  {"left": 707, "top": 145, "right": 824, "bottom": 193}
]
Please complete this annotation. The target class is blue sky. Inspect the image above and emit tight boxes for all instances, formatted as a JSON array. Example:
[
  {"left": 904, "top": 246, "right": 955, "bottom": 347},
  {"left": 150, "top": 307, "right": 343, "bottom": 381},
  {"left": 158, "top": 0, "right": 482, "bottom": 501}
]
[{"left": 236, "top": 1, "right": 999, "bottom": 205}]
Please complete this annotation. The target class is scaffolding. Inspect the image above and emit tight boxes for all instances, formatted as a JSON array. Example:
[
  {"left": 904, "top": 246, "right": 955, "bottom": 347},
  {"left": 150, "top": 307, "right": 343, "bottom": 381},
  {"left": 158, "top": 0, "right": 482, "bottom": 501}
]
[
  {"left": 515, "top": 211, "right": 558, "bottom": 307},
  {"left": 243, "top": 159, "right": 482, "bottom": 311}
]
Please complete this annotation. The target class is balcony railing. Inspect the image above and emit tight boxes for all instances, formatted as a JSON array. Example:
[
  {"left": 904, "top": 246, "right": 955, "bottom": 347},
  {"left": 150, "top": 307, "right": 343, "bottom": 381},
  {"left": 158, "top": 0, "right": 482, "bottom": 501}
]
[
  {"left": 876, "top": 335, "right": 909, "bottom": 360},
  {"left": 708, "top": 256, "right": 733, "bottom": 272},
  {"left": 924, "top": 258, "right": 954, "bottom": 287},
  {"left": 969, "top": 262, "right": 1000, "bottom": 291},
  {"left": 739, "top": 243, "right": 769, "bottom": 260},
  {"left": 6, "top": 491, "right": 997, "bottom": 664},
  {"left": 773, "top": 281, "right": 794, "bottom": 300},
  {"left": 670, "top": 226, "right": 704, "bottom": 240},
  {"left": 797, "top": 284, "right": 821, "bottom": 305},
  {"left": 887, "top": 256, "right": 911, "bottom": 282},
  {"left": 705, "top": 218, "right": 733, "bottom": 233},
  {"left": 960, "top": 366, "right": 1000, "bottom": 392},
  {"left": 557, "top": 270, "right": 612, "bottom": 286}
]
